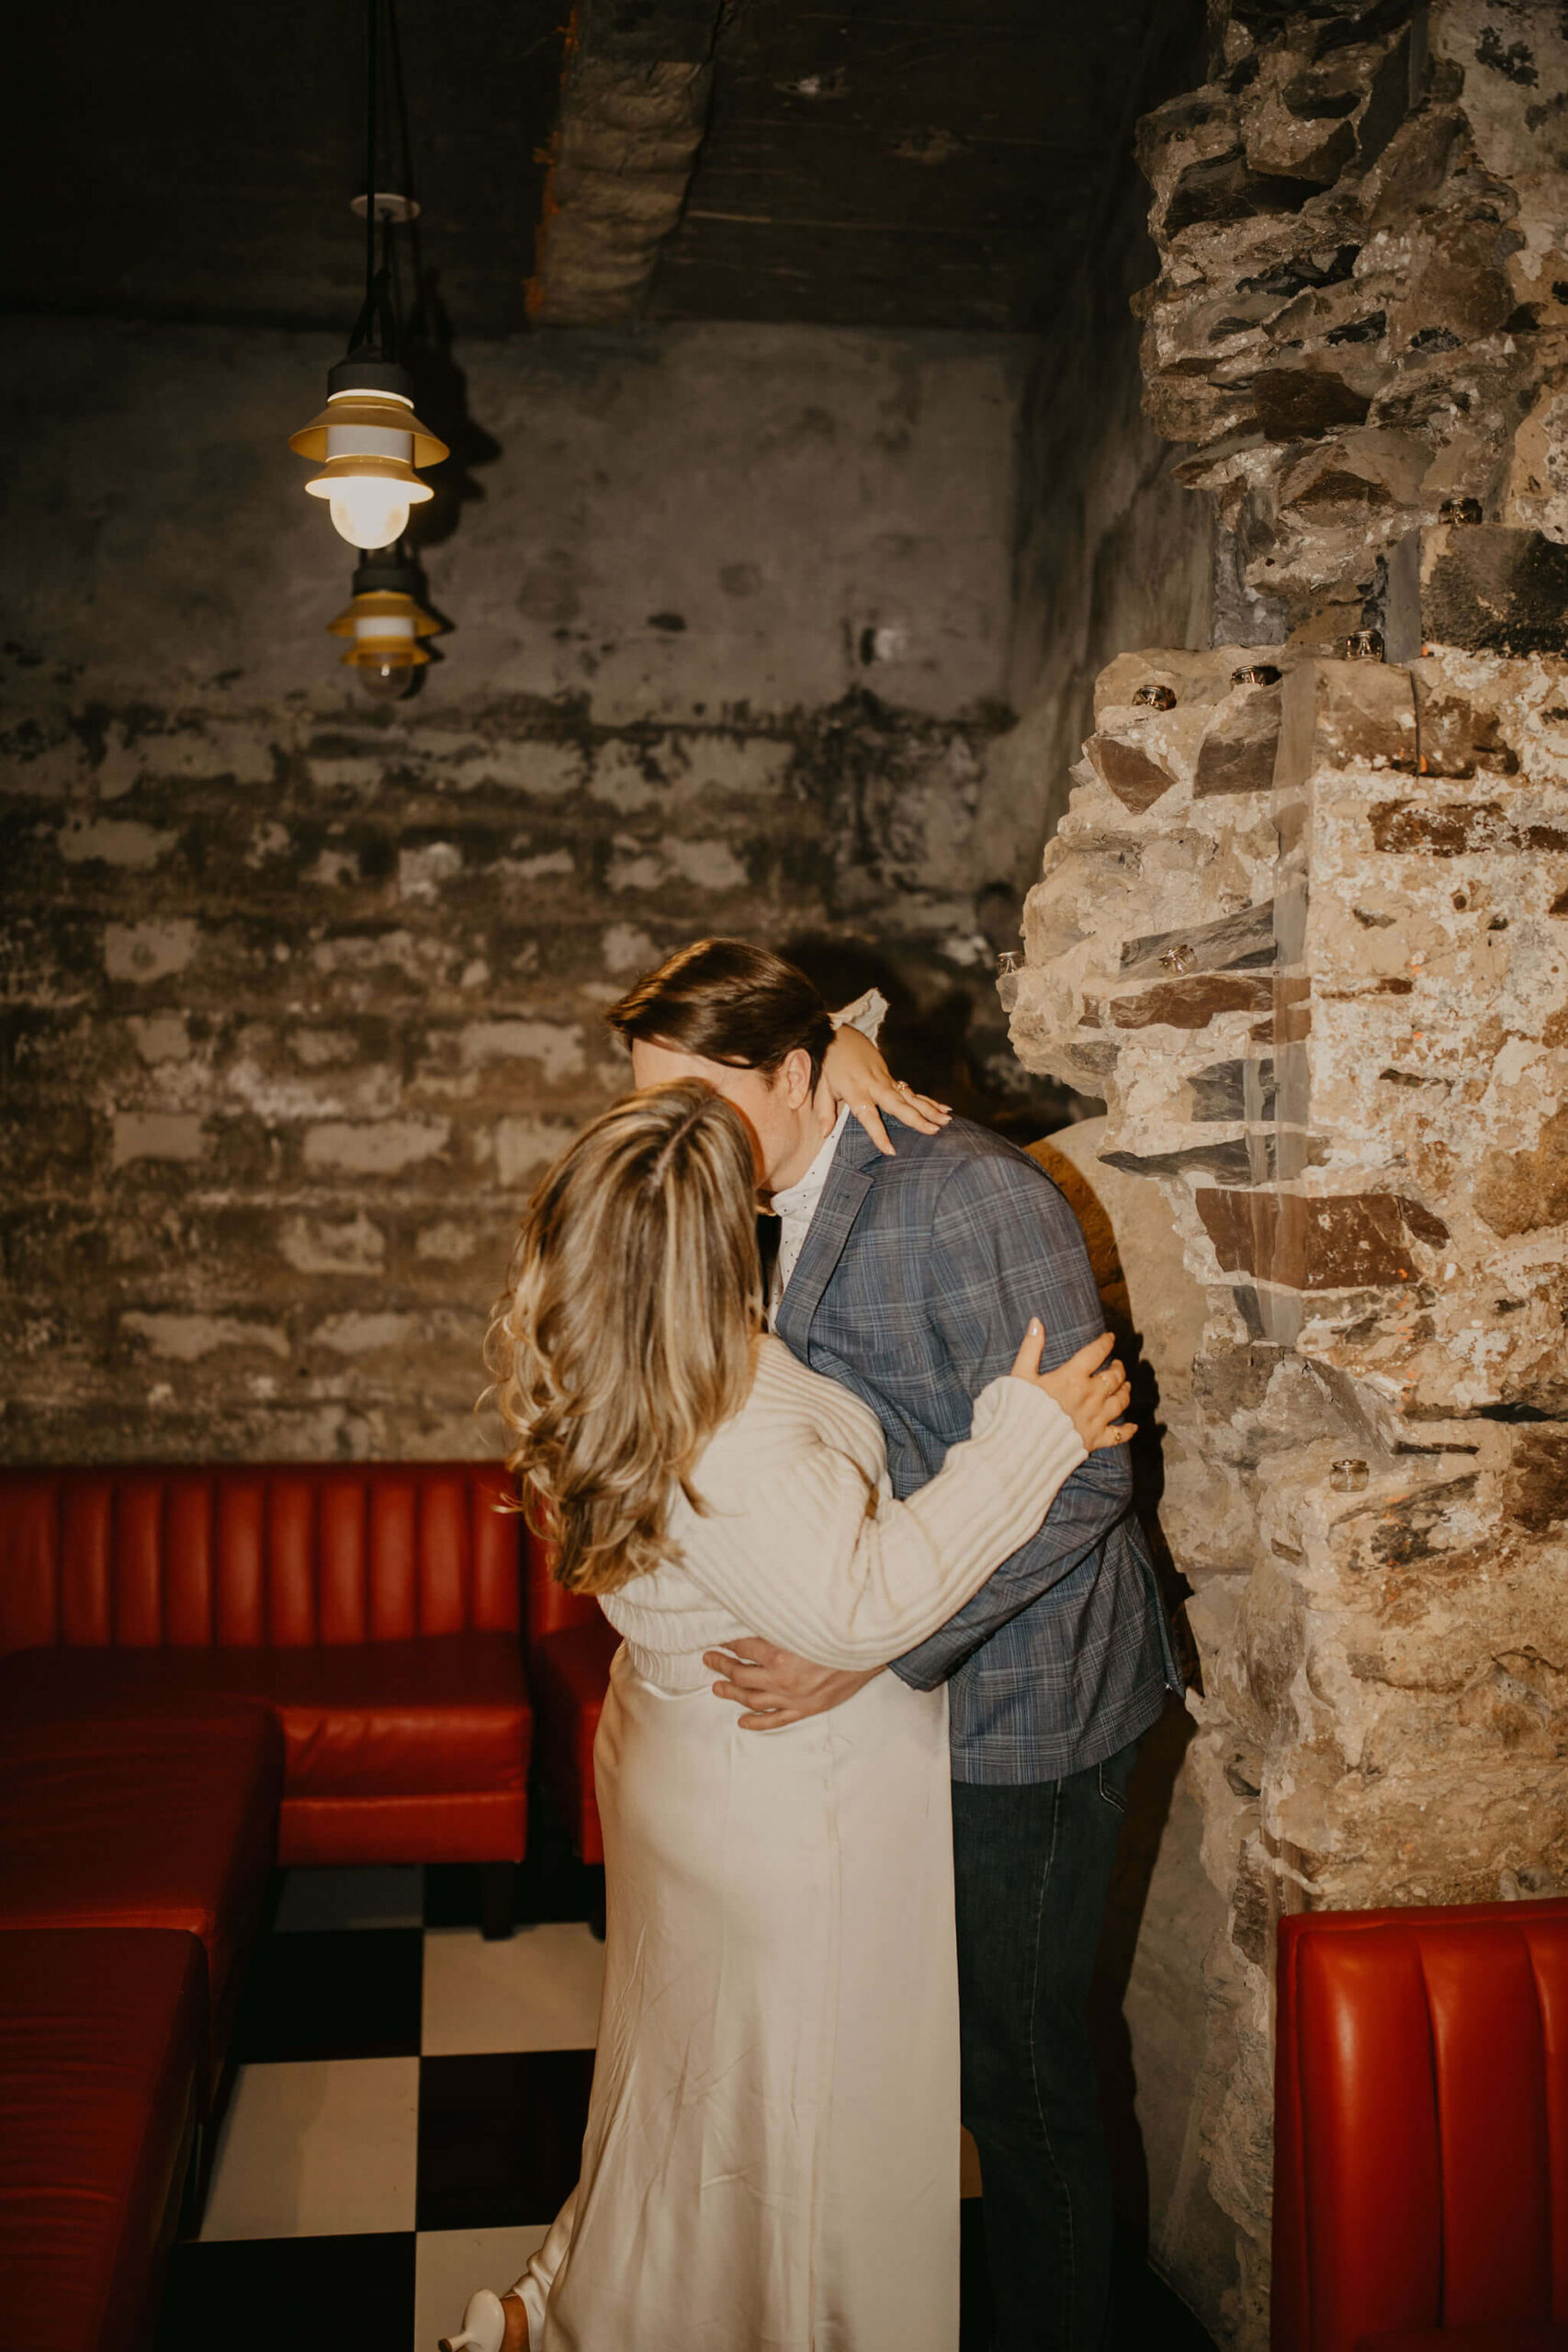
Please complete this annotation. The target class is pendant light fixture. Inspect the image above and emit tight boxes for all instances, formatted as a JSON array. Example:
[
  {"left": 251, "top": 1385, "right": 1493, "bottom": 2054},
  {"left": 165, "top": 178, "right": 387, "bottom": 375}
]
[
  {"left": 288, "top": 0, "right": 446, "bottom": 548},
  {"left": 329, "top": 546, "right": 440, "bottom": 700}
]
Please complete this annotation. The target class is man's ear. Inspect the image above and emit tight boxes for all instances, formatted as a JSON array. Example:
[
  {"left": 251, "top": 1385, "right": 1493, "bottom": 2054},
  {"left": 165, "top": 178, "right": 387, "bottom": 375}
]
[{"left": 779, "top": 1045, "right": 815, "bottom": 1109}]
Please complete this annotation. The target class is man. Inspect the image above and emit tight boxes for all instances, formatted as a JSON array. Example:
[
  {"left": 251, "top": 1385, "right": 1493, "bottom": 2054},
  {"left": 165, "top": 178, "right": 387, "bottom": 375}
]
[{"left": 607, "top": 937, "right": 1181, "bottom": 2352}]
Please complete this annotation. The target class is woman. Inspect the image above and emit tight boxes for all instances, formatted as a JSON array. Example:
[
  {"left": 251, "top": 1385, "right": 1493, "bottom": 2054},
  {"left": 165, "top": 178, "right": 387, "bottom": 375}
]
[{"left": 443, "top": 1080, "right": 1132, "bottom": 2352}]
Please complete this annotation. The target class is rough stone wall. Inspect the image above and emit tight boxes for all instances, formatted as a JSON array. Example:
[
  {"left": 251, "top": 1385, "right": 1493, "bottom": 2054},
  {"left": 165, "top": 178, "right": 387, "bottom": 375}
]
[
  {"left": 0, "top": 317, "right": 1052, "bottom": 1464},
  {"left": 1038, "top": 1118, "right": 1239, "bottom": 2307},
  {"left": 1136, "top": 0, "right": 1568, "bottom": 644},
  {"left": 1007, "top": 5, "right": 1568, "bottom": 2342},
  {"left": 982, "top": 130, "right": 1218, "bottom": 1125},
  {"left": 1003, "top": 152, "right": 1215, "bottom": 859},
  {"left": 1013, "top": 637, "right": 1568, "bottom": 2335}
]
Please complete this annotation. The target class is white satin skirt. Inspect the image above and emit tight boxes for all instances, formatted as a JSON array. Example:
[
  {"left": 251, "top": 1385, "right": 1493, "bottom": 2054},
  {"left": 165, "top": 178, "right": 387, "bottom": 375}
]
[{"left": 513, "top": 1641, "right": 961, "bottom": 2351}]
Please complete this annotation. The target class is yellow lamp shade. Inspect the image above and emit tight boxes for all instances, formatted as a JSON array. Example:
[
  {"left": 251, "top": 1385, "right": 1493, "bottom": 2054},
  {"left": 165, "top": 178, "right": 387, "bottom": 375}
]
[
  {"left": 290, "top": 382, "right": 448, "bottom": 548},
  {"left": 328, "top": 588, "right": 441, "bottom": 644},
  {"left": 342, "top": 634, "right": 432, "bottom": 671},
  {"left": 288, "top": 390, "right": 448, "bottom": 469}
]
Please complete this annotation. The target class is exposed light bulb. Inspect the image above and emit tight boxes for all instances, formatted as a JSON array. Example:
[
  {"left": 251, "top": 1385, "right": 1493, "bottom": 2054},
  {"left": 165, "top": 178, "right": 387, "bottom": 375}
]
[
  {"left": 326, "top": 484, "right": 412, "bottom": 549},
  {"left": 357, "top": 656, "right": 418, "bottom": 701}
]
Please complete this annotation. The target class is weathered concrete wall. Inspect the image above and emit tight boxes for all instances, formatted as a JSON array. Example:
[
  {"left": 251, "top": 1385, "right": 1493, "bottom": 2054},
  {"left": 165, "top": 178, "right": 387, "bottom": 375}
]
[
  {"left": 0, "top": 317, "right": 1056, "bottom": 1463},
  {"left": 1008, "top": 5, "right": 1568, "bottom": 2342}
]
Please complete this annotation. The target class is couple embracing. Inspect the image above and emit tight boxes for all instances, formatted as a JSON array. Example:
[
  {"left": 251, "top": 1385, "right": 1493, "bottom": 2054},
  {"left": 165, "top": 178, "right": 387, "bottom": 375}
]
[{"left": 444, "top": 939, "right": 1180, "bottom": 2352}]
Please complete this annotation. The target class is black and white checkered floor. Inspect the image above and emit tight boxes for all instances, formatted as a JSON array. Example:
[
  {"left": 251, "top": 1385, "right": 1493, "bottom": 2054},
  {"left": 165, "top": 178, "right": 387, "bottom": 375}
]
[
  {"left": 156, "top": 1852, "right": 602, "bottom": 2352},
  {"left": 155, "top": 1849, "right": 1213, "bottom": 2351}
]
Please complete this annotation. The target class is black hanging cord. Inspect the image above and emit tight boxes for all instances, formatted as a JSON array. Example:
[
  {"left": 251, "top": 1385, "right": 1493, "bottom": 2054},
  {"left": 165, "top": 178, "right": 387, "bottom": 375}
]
[
  {"left": 337, "top": 0, "right": 412, "bottom": 373},
  {"left": 344, "top": 0, "right": 400, "bottom": 364},
  {"left": 384, "top": 0, "right": 423, "bottom": 322},
  {"left": 380, "top": 201, "right": 395, "bottom": 325},
  {"left": 364, "top": 0, "right": 379, "bottom": 322}
]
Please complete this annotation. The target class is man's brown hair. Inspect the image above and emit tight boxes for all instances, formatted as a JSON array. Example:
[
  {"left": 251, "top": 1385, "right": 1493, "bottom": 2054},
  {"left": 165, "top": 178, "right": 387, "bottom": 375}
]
[{"left": 605, "top": 938, "right": 834, "bottom": 1089}]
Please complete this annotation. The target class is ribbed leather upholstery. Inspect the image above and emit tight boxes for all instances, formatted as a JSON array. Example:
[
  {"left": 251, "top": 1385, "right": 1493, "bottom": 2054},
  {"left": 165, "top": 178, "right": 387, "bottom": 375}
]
[
  {"left": 0, "top": 1928, "right": 205, "bottom": 2352},
  {"left": 1274, "top": 1900, "right": 1568, "bottom": 2352},
  {"left": 524, "top": 1517, "right": 604, "bottom": 1645},
  {"left": 524, "top": 1521, "right": 616, "bottom": 1865},
  {"left": 0, "top": 1463, "right": 523, "bottom": 1651},
  {"left": 1362, "top": 2328, "right": 1568, "bottom": 2349},
  {"left": 0, "top": 1464, "right": 530, "bottom": 1870}
]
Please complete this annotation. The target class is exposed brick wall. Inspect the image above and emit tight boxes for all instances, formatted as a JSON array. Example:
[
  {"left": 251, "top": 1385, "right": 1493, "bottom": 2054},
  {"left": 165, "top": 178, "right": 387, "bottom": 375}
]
[{"left": 1, "top": 319, "right": 1062, "bottom": 1463}]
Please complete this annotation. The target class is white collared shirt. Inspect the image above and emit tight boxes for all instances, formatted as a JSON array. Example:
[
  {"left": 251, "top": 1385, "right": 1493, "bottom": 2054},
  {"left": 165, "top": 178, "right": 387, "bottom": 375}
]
[{"left": 768, "top": 1106, "right": 850, "bottom": 1325}]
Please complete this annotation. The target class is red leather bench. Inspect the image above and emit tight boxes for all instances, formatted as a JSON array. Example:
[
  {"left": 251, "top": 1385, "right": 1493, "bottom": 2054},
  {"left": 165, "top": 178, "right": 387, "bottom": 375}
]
[
  {"left": 0, "top": 1928, "right": 206, "bottom": 2352},
  {"left": 0, "top": 1703, "right": 281, "bottom": 2100},
  {"left": 0, "top": 1460, "right": 537, "bottom": 2349},
  {"left": 1273, "top": 1898, "right": 1568, "bottom": 2352},
  {"left": 0, "top": 1464, "right": 532, "bottom": 1889},
  {"left": 523, "top": 1521, "right": 618, "bottom": 1866}
]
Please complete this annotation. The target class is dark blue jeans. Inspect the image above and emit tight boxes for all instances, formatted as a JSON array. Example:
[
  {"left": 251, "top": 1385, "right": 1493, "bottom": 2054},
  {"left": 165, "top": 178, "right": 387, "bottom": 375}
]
[{"left": 952, "top": 1741, "right": 1140, "bottom": 2352}]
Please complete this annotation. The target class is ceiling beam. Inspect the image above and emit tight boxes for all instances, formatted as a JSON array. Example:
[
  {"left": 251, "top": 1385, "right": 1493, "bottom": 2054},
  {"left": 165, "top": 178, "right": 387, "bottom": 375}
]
[{"left": 527, "top": 1, "right": 724, "bottom": 325}]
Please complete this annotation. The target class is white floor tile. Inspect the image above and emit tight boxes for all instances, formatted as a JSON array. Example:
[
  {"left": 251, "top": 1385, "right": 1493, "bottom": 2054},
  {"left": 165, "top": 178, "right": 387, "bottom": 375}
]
[
  {"left": 274, "top": 1864, "right": 426, "bottom": 1933},
  {"left": 414, "top": 2225, "right": 551, "bottom": 2351},
  {"left": 422, "top": 1921, "right": 606, "bottom": 2057},
  {"left": 200, "top": 2056, "right": 420, "bottom": 2241}
]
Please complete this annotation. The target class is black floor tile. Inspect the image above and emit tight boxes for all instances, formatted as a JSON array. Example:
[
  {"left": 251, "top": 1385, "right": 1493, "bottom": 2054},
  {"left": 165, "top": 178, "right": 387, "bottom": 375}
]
[
  {"left": 155, "top": 2232, "right": 415, "bottom": 2351},
  {"left": 417, "top": 2049, "right": 594, "bottom": 2231},
  {"left": 229, "top": 1926, "right": 423, "bottom": 2063}
]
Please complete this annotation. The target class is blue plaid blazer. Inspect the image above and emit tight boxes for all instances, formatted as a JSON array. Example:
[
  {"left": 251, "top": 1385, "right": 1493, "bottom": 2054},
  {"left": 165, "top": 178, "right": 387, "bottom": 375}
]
[{"left": 773, "top": 1114, "right": 1179, "bottom": 1784}]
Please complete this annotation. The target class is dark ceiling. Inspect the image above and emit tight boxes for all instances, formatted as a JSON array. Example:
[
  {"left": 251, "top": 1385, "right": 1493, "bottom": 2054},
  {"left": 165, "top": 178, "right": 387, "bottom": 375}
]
[
  {"left": 0, "top": 0, "right": 567, "bottom": 337},
  {"left": 654, "top": 0, "right": 1195, "bottom": 333},
  {"left": 1, "top": 0, "right": 1198, "bottom": 340}
]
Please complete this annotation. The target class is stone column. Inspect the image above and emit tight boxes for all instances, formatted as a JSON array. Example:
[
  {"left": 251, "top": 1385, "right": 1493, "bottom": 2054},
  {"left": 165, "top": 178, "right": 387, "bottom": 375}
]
[
  {"left": 1003, "top": 6, "right": 1568, "bottom": 2336},
  {"left": 1010, "top": 623, "right": 1568, "bottom": 2340}
]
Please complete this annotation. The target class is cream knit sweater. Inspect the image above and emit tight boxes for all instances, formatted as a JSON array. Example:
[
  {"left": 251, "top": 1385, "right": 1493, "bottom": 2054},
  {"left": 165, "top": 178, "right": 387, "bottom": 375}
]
[{"left": 601, "top": 1334, "right": 1087, "bottom": 1691}]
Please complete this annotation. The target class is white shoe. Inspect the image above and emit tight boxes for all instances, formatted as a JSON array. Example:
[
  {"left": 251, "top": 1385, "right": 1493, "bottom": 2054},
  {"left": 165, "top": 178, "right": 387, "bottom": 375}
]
[{"left": 439, "top": 2288, "right": 509, "bottom": 2352}]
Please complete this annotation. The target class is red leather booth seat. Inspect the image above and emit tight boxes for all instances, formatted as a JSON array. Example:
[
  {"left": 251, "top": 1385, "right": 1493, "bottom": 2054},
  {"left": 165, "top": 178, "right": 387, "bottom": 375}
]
[
  {"left": 1273, "top": 1899, "right": 1568, "bottom": 2352},
  {"left": 0, "top": 1704, "right": 282, "bottom": 2097},
  {"left": 524, "top": 1521, "right": 618, "bottom": 1866},
  {"left": 1365, "top": 2334, "right": 1568, "bottom": 2351},
  {"left": 0, "top": 1928, "right": 205, "bottom": 2352},
  {"left": 0, "top": 1463, "right": 531, "bottom": 1870}
]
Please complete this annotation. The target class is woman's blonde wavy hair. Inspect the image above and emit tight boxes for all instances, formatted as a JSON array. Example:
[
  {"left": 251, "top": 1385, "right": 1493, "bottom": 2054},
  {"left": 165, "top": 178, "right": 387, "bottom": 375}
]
[{"left": 483, "top": 1079, "right": 764, "bottom": 1597}]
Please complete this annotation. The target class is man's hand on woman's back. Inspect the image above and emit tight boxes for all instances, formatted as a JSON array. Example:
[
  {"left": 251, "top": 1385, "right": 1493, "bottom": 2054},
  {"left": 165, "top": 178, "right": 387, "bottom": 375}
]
[{"left": 704, "top": 1639, "right": 880, "bottom": 1730}]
